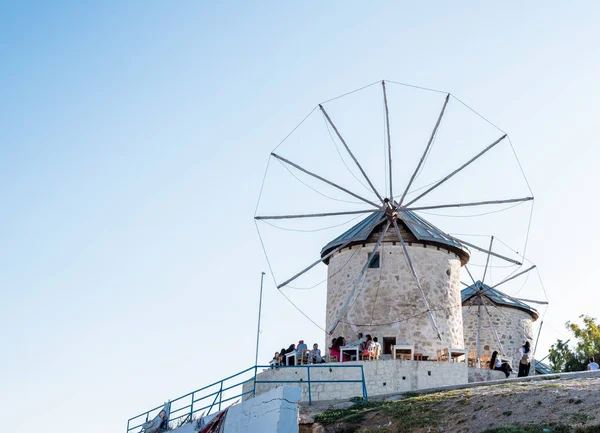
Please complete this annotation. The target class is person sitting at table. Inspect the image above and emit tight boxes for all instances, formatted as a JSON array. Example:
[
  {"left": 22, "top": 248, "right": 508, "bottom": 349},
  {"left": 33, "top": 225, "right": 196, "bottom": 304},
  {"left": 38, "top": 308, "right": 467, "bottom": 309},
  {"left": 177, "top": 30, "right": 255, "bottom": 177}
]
[
  {"left": 356, "top": 332, "right": 366, "bottom": 346},
  {"left": 490, "top": 350, "right": 513, "bottom": 378},
  {"left": 310, "top": 343, "right": 325, "bottom": 363},
  {"left": 278, "top": 347, "right": 287, "bottom": 364},
  {"left": 369, "top": 337, "right": 382, "bottom": 359},
  {"left": 329, "top": 337, "right": 341, "bottom": 360},
  {"left": 328, "top": 338, "right": 339, "bottom": 361},
  {"left": 271, "top": 352, "right": 280, "bottom": 368},
  {"left": 330, "top": 336, "right": 348, "bottom": 362},
  {"left": 360, "top": 334, "right": 373, "bottom": 354},
  {"left": 297, "top": 340, "right": 308, "bottom": 356}
]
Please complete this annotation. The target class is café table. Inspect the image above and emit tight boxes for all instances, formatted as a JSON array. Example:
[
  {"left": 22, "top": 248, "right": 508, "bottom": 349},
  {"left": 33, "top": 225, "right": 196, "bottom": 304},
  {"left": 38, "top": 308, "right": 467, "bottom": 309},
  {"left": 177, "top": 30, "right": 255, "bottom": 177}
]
[
  {"left": 447, "top": 347, "right": 466, "bottom": 363},
  {"left": 340, "top": 345, "right": 359, "bottom": 362},
  {"left": 392, "top": 344, "right": 414, "bottom": 360},
  {"left": 285, "top": 351, "right": 297, "bottom": 366}
]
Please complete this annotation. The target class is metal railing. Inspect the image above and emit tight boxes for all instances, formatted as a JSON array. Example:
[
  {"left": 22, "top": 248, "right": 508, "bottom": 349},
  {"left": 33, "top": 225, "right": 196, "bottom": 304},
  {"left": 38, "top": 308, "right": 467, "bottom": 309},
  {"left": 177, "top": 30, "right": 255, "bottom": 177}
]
[
  {"left": 254, "top": 363, "right": 368, "bottom": 405},
  {"left": 126, "top": 363, "right": 368, "bottom": 432}
]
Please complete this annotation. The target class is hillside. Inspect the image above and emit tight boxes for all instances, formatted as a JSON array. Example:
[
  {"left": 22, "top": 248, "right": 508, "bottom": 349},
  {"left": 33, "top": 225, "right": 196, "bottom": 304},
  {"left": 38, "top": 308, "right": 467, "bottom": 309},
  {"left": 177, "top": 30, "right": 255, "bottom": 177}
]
[{"left": 299, "top": 374, "right": 600, "bottom": 433}]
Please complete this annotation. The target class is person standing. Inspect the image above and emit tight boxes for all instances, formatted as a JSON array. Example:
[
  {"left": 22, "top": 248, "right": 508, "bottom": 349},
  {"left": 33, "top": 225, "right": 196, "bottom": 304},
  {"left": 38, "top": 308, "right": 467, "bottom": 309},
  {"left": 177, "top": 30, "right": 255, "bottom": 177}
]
[
  {"left": 517, "top": 341, "right": 532, "bottom": 377},
  {"left": 587, "top": 357, "right": 599, "bottom": 371}
]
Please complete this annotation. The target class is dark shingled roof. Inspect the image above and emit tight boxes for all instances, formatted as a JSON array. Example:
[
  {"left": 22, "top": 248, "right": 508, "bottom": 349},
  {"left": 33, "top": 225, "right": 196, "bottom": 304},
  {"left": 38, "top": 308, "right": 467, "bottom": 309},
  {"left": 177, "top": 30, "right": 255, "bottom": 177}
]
[
  {"left": 320, "top": 209, "right": 470, "bottom": 262},
  {"left": 461, "top": 281, "right": 539, "bottom": 320},
  {"left": 534, "top": 360, "right": 555, "bottom": 375}
]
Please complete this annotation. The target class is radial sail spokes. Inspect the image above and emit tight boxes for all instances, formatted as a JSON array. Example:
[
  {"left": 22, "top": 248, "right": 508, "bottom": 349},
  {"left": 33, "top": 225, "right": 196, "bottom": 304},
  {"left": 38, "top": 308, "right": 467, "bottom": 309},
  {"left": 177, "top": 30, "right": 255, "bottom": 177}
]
[
  {"left": 254, "top": 80, "right": 536, "bottom": 336},
  {"left": 319, "top": 104, "right": 385, "bottom": 204}
]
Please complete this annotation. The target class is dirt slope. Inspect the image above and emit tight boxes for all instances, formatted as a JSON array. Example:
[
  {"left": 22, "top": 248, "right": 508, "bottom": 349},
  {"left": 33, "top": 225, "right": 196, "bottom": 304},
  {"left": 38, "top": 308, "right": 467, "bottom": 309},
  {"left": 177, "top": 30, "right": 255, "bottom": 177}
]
[{"left": 299, "top": 376, "right": 600, "bottom": 433}]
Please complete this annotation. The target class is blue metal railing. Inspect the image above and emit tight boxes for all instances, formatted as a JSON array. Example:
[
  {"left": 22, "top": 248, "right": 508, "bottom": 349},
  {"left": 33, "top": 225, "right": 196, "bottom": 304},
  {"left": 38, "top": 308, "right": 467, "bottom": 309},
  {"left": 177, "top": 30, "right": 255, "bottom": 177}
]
[
  {"left": 126, "top": 363, "right": 368, "bottom": 433},
  {"left": 254, "top": 364, "right": 368, "bottom": 405}
]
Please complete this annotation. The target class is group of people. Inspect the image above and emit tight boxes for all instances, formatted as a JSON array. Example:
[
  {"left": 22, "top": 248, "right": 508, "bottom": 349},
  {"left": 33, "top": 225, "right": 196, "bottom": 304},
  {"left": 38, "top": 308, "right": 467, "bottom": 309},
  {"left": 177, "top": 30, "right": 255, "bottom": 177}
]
[
  {"left": 272, "top": 340, "right": 326, "bottom": 366},
  {"left": 489, "top": 341, "right": 533, "bottom": 378},
  {"left": 329, "top": 332, "right": 381, "bottom": 361},
  {"left": 272, "top": 332, "right": 382, "bottom": 366}
]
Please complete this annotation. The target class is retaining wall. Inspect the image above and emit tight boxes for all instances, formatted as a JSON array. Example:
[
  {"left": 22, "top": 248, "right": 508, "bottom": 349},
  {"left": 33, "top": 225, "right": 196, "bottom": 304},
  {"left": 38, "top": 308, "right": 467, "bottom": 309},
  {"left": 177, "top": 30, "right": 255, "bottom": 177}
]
[{"left": 244, "top": 359, "right": 469, "bottom": 403}]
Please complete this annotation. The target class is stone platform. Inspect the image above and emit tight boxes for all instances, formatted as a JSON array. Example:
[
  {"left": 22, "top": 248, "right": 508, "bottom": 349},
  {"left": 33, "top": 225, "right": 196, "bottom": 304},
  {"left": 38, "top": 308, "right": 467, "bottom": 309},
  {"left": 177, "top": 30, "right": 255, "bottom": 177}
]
[{"left": 243, "top": 359, "right": 506, "bottom": 403}]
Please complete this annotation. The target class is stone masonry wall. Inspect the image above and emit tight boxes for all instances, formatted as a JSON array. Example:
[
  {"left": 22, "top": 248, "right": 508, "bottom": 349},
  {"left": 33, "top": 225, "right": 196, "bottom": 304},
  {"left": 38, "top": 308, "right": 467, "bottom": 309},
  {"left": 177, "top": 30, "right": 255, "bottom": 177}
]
[
  {"left": 462, "top": 305, "right": 535, "bottom": 372},
  {"left": 326, "top": 243, "right": 464, "bottom": 359},
  {"left": 244, "top": 360, "right": 468, "bottom": 403}
]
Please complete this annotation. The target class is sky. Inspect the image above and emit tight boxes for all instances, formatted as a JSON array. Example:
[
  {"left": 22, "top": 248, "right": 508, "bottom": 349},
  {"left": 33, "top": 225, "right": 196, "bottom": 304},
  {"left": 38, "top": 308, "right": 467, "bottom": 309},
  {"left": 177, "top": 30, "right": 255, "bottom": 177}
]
[{"left": 1, "top": 2, "right": 599, "bottom": 432}]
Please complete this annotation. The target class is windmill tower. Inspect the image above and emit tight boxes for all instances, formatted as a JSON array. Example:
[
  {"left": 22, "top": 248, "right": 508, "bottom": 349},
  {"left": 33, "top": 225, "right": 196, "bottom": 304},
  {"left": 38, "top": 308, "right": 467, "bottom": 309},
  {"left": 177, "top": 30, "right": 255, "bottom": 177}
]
[
  {"left": 323, "top": 210, "right": 469, "bottom": 359},
  {"left": 254, "top": 80, "right": 535, "bottom": 364},
  {"left": 462, "top": 281, "right": 539, "bottom": 371}
]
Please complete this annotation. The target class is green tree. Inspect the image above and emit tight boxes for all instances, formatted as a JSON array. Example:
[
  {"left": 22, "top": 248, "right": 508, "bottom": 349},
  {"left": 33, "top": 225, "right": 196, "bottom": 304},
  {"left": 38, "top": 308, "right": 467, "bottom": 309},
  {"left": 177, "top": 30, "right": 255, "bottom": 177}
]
[
  {"left": 567, "top": 315, "right": 600, "bottom": 362},
  {"left": 548, "top": 315, "right": 599, "bottom": 372},
  {"left": 548, "top": 339, "right": 584, "bottom": 372}
]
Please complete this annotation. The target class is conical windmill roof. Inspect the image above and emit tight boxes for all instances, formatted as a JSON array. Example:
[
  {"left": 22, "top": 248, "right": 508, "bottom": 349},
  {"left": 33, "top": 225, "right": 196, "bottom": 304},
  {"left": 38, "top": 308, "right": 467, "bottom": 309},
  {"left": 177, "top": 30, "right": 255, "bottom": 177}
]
[
  {"left": 320, "top": 210, "right": 470, "bottom": 265},
  {"left": 461, "top": 281, "right": 539, "bottom": 320}
]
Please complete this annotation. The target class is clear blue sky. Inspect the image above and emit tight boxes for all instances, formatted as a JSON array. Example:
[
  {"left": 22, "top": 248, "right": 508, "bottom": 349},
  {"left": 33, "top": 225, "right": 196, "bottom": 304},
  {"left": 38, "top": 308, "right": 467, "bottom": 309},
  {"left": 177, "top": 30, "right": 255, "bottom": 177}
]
[{"left": 1, "top": 2, "right": 598, "bottom": 432}]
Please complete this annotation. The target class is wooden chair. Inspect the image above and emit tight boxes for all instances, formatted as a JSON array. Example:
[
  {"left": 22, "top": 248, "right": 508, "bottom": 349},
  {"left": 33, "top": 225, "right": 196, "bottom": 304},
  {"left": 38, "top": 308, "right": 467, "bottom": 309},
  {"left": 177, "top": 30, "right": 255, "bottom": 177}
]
[
  {"left": 299, "top": 349, "right": 310, "bottom": 365},
  {"left": 371, "top": 345, "right": 382, "bottom": 360},
  {"left": 437, "top": 348, "right": 449, "bottom": 362},
  {"left": 467, "top": 350, "right": 477, "bottom": 367},
  {"left": 414, "top": 353, "right": 423, "bottom": 361},
  {"left": 443, "top": 348, "right": 450, "bottom": 361},
  {"left": 480, "top": 352, "right": 491, "bottom": 369}
]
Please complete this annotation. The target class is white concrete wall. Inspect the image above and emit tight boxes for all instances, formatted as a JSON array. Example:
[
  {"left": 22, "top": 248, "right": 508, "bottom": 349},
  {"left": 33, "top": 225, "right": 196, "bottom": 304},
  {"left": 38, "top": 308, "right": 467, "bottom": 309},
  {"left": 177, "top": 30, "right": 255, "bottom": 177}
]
[
  {"left": 468, "top": 367, "right": 507, "bottom": 383},
  {"left": 245, "top": 359, "right": 468, "bottom": 402},
  {"left": 169, "top": 386, "right": 301, "bottom": 433},
  {"left": 327, "top": 243, "right": 465, "bottom": 359}
]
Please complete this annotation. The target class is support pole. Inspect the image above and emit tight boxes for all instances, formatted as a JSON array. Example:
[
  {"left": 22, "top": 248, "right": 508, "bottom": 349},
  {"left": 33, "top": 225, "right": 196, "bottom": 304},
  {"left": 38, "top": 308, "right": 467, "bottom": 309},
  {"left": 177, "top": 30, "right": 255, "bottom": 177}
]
[
  {"left": 254, "top": 272, "right": 265, "bottom": 396},
  {"left": 533, "top": 320, "right": 544, "bottom": 358},
  {"left": 328, "top": 221, "right": 391, "bottom": 335},
  {"left": 392, "top": 219, "right": 442, "bottom": 340},
  {"left": 465, "top": 265, "right": 477, "bottom": 286},
  {"left": 405, "top": 196, "right": 533, "bottom": 212},
  {"left": 255, "top": 209, "right": 378, "bottom": 220},
  {"left": 277, "top": 215, "right": 384, "bottom": 288},
  {"left": 319, "top": 104, "right": 384, "bottom": 203},
  {"left": 397, "top": 213, "right": 522, "bottom": 265},
  {"left": 481, "top": 236, "right": 494, "bottom": 285},
  {"left": 398, "top": 93, "right": 450, "bottom": 207},
  {"left": 490, "top": 265, "right": 536, "bottom": 290},
  {"left": 382, "top": 80, "right": 393, "bottom": 200},
  {"left": 405, "top": 134, "right": 507, "bottom": 207},
  {"left": 482, "top": 298, "right": 505, "bottom": 355},
  {"left": 476, "top": 299, "right": 482, "bottom": 367},
  {"left": 512, "top": 297, "right": 548, "bottom": 305},
  {"left": 272, "top": 152, "right": 380, "bottom": 208}
]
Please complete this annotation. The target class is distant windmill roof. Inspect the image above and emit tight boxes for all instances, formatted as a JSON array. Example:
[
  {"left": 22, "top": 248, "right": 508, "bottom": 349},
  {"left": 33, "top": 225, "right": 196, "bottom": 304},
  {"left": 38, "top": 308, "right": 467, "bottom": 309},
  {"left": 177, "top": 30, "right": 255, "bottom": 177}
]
[
  {"left": 320, "top": 209, "right": 470, "bottom": 264},
  {"left": 534, "top": 360, "right": 555, "bottom": 375},
  {"left": 461, "top": 281, "right": 539, "bottom": 320}
]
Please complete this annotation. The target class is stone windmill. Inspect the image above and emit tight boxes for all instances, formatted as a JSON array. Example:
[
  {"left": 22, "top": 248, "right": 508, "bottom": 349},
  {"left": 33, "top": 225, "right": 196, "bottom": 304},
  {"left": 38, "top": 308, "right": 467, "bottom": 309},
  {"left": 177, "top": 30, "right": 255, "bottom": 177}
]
[
  {"left": 255, "top": 80, "right": 534, "bottom": 359},
  {"left": 460, "top": 236, "right": 548, "bottom": 370}
]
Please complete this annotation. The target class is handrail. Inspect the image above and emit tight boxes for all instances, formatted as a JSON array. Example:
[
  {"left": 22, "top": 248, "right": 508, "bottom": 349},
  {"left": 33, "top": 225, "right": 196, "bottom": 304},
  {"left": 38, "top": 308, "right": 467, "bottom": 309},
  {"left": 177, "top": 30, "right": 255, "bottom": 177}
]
[{"left": 126, "top": 363, "right": 368, "bottom": 432}]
